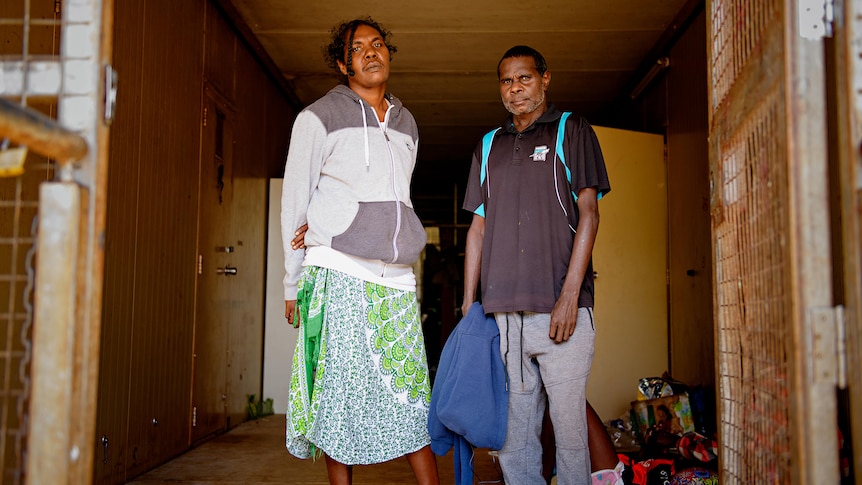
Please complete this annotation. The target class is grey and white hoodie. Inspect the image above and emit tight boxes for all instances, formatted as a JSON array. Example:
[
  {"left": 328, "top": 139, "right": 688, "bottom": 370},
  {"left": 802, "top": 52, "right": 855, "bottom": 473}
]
[{"left": 281, "top": 84, "right": 426, "bottom": 299}]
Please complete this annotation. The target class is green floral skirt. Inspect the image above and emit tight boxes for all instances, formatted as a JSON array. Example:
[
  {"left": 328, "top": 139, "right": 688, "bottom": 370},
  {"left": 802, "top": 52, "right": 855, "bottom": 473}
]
[{"left": 286, "top": 265, "right": 431, "bottom": 464}]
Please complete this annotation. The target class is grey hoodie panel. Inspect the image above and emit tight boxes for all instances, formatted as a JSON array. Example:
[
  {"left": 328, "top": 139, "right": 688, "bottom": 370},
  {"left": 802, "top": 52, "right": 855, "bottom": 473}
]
[{"left": 331, "top": 201, "right": 427, "bottom": 264}]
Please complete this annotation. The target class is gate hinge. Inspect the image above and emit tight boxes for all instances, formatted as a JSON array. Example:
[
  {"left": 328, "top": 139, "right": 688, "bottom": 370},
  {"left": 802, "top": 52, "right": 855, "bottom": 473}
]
[
  {"left": 798, "top": 0, "right": 834, "bottom": 40},
  {"left": 104, "top": 64, "right": 118, "bottom": 125},
  {"left": 810, "top": 305, "right": 847, "bottom": 389}
]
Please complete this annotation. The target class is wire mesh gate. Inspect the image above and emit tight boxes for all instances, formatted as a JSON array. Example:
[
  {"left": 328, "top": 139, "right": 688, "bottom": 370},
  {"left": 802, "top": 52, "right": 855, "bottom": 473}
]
[
  {"left": 708, "top": 0, "right": 842, "bottom": 483},
  {"left": 0, "top": 0, "right": 112, "bottom": 483}
]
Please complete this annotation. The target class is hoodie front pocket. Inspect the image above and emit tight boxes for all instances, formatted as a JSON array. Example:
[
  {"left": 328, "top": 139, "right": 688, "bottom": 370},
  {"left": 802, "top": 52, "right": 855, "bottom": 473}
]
[{"left": 332, "top": 201, "right": 425, "bottom": 264}]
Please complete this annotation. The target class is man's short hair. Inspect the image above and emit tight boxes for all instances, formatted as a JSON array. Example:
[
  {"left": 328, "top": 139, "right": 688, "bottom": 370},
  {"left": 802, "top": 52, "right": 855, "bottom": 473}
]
[{"left": 497, "top": 45, "right": 548, "bottom": 77}]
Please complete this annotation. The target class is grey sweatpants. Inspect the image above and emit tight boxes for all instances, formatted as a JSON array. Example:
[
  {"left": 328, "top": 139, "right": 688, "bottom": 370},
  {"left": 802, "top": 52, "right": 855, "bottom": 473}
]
[{"left": 494, "top": 308, "right": 595, "bottom": 485}]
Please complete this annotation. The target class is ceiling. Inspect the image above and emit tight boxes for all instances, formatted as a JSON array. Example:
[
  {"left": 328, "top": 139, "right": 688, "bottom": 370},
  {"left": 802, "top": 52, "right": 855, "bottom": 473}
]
[{"left": 223, "top": 0, "right": 697, "bottom": 223}]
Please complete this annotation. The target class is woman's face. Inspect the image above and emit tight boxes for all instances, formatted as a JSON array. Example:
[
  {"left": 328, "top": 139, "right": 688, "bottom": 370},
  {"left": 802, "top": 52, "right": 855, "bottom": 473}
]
[{"left": 338, "top": 24, "right": 390, "bottom": 90}]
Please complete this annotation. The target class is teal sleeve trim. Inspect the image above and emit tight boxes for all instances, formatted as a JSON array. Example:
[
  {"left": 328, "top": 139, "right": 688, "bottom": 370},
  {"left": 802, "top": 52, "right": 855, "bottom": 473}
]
[
  {"left": 556, "top": 112, "right": 577, "bottom": 201},
  {"left": 474, "top": 203, "right": 485, "bottom": 217},
  {"left": 480, "top": 128, "right": 501, "bottom": 185},
  {"left": 556, "top": 111, "right": 572, "bottom": 184}
]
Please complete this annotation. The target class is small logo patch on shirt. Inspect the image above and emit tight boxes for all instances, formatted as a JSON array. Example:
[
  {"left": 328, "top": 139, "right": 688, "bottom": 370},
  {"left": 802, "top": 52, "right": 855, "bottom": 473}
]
[{"left": 530, "top": 145, "right": 550, "bottom": 162}]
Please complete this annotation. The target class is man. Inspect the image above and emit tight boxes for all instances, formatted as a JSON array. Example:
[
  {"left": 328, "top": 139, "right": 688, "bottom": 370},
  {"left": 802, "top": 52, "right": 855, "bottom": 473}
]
[
  {"left": 461, "top": 45, "right": 611, "bottom": 485},
  {"left": 281, "top": 17, "right": 438, "bottom": 485}
]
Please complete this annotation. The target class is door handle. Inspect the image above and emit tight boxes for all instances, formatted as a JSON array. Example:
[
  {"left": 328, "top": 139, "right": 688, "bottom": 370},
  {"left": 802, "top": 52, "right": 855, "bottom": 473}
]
[
  {"left": 216, "top": 266, "right": 237, "bottom": 276},
  {"left": 101, "top": 435, "right": 109, "bottom": 464}
]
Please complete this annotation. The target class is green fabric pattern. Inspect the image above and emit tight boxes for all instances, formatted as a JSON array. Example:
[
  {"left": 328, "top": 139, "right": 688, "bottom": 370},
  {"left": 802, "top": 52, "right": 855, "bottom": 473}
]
[
  {"left": 365, "top": 284, "right": 431, "bottom": 406},
  {"left": 296, "top": 267, "right": 325, "bottom": 392}
]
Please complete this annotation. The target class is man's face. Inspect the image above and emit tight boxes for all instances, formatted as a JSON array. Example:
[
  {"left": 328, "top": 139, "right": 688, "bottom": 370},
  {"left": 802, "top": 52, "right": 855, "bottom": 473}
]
[
  {"left": 338, "top": 24, "right": 390, "bottom": 89},
  {"left": 498, "top": 56, "right": 550, "bottom": 116}
]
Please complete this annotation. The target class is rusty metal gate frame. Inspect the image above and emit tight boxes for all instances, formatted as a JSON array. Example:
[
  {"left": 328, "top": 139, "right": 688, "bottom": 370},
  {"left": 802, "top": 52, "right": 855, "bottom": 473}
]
[
  {"left": 707, "top": 0, "right": 843, "bottom": 483},
  {"left": 0, "top": 0, "right": 113, "bottom": 483}
]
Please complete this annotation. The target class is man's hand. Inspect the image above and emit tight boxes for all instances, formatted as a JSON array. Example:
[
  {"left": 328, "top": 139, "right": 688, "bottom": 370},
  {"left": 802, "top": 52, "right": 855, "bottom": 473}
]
[
  {"left": 549, "top": 292, "right": 578, "bottom": 343},
  {"left": 548, "top": 186, "right": 599, "bottom": 343},
  {"left": 461, "top": 214, "right": 485, "bottom": 320},
  {"left": 285, "top": 300, "right": 299, "bottom": 328}
]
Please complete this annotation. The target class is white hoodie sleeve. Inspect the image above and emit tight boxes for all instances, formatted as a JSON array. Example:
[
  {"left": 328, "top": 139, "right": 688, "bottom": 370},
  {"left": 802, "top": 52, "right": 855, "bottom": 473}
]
[{"left": 281, "top": 110, "right": 327, "bottom": 300}]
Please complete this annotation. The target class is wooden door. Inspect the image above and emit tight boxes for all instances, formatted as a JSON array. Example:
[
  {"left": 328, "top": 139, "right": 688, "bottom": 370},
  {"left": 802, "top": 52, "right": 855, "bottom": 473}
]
[
  {"left": 831, "top": 1, "right": 862, "bottom": 482},
  {"left": 191, "top": 93, "right": 235, "bottom": 444},
  {"left": 224, "top": 177, "right": 267, "bottom": 428},
  {"left": 587, "top": 126, "right": 667, "bottom": 421}
]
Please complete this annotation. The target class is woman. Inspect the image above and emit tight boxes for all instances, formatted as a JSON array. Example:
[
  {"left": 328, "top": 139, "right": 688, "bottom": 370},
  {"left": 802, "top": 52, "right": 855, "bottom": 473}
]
[{"left": 280, "top": 17, "right": 438, "bottom": 485}]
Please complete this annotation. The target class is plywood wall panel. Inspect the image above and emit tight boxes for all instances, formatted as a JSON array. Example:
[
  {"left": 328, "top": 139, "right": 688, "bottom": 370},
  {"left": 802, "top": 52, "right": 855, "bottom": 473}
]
[
  {"left": 94, "top": 0, "right": 146, "bottom": 481},
  {"left": 265, "top": 83, "right": 294, "bottom": 178},
  {"left": 97, "top": 0, "right": 205, "bottom": 481},
  {"left": 233, "top": 44, "right": 294, "bottom": 179},
  {"left": 205, "top": 6, "right": 237, "bottom": 101},
  {"left": 234, "top": 43, "right": 268, "bottom": 178},
  {"left": 122, "top": 0, "right": 205, "bottom": 477}
]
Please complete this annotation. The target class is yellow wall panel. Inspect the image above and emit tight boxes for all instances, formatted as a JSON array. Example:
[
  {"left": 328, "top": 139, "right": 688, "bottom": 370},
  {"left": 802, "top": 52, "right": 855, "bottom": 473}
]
[{"left": 589, "top": 126, "right": 667, "bottom": 421}]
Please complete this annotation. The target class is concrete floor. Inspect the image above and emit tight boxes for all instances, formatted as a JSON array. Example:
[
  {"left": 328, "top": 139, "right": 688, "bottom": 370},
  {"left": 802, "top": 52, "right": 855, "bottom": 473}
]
[{"left": 127, "top": 414, "right": 505, "bottom": 485}]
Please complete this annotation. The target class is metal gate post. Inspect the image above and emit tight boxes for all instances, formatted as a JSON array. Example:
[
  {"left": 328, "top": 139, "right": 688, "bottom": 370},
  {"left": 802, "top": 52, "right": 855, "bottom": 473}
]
[
  {"left": 27, "top": 184, "right": 81, "bottom": 484},
  {"left": 22, "top": 0, "right": 114, "bottom": 483}
]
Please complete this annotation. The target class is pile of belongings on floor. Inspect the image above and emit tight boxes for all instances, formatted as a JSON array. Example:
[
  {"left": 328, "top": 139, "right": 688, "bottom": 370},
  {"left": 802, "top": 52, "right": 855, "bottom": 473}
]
[{"left": 606, "top": 373, "right": 719, "bottom": 485}]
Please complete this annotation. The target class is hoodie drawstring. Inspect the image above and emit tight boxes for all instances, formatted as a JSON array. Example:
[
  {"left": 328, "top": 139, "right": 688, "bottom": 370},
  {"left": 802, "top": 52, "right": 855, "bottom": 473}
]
[
  {"left": 503, "top": 313, "right": 525, "bottom": 392},
  {"left": 519, "top": 312, "right": 525, "bottom": 391},
  {"left": 359, "top": 99, "right": 370, "bottom": 170},
  {"left": 357, "top": 97, "right": 401, "bottom": 262},
  {"left": 504, "top": 315, "right": 510, "bottom": 392}
]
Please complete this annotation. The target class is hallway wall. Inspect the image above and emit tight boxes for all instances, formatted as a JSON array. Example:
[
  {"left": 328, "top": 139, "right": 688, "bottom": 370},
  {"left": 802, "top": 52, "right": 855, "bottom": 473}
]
[
  {"left": 263, "top": 179, "right": 297, "bottom": 412},
  {"left": 94, "top": 1, "right": 294, "bottom": 482},
  {"left": 604, "top": 9, "right": 715, "bottom": 393},
  {"left": 665, "top": 10, "right": 714, "bottom": 389}
]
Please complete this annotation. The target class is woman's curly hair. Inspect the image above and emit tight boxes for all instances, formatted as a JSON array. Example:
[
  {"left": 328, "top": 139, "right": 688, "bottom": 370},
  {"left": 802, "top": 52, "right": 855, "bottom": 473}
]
[{"left": 324, "top": 17, "right": 397, "bottom": 80}]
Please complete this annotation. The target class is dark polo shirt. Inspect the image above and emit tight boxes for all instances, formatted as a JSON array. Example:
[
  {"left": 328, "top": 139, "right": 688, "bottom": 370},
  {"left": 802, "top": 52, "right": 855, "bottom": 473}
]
[{"left": 463, "top": 106, "right": 611, "bottom": 314}]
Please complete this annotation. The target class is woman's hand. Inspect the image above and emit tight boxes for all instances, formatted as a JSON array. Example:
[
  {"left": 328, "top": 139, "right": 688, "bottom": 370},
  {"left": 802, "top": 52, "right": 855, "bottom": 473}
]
[
  {"left": 285, "top": 300, "right": 300, "bottom": 328},
  {"left": 285, "top": 224, "right": 308, "bottom": 329},
  {"left": 291, "top": 223, "right": 308, "bottom": 250}
]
